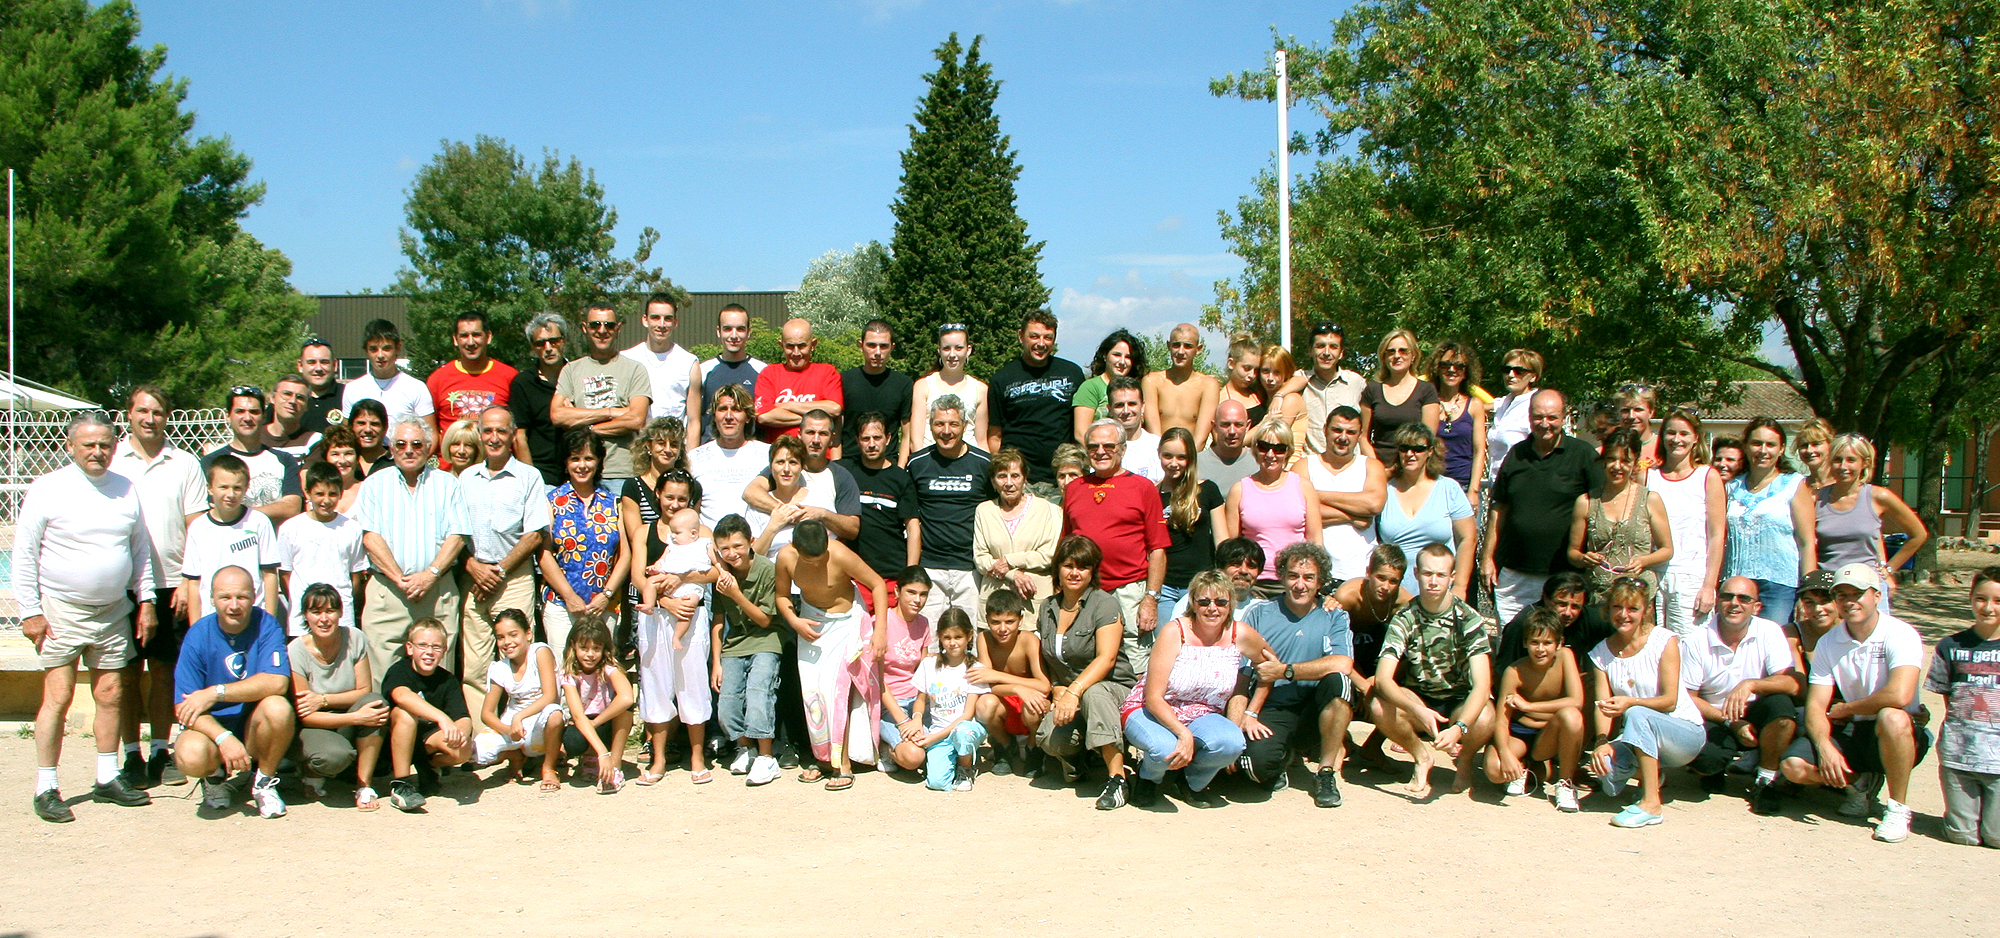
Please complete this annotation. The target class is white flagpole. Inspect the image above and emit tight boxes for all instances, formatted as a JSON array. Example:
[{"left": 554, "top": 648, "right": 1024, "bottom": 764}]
[
  {"left": 7, "top": 167, "right": 14, "bottom": 481},
  {"left": 1275, "top": 50, "right": 1293, "bottom": 351}
]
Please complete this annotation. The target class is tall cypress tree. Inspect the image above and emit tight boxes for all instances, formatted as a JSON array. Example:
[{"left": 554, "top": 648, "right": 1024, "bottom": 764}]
[{"left": 879, "top": 34, "right": 1048, "bottom": 378}]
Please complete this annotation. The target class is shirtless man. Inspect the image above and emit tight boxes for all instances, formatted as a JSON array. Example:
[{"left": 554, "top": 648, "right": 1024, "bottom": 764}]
[
  {"left": 1142, "top": 323, "right": 1220, "bottom": 448},
  {"left": 774, "top": 519, "right": 889, "bottom": 790},
  {"left": 969, "top": 590, "right": 1051, "bottom": 775},
  {"left": 1334, "top": 544, "right": 1413, "bottom": 766},
  {"left": 1220, "top": 338, "right": 1266, "bottom": 423}
]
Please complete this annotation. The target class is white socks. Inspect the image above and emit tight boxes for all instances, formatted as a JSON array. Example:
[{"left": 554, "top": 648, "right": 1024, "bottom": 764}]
[
  {"left": 150, "top": 738, "right": 169, "bottom": 757},
  {"left": 1756, "top": 767, "right": 1778, "bottom": 784},
  {"left": 123, "top": 742, "right": 140, "bottom": 757},
  {"left": 36, "top": 766, "right": 58, "bottom": 795},
  {"left": 96, "top": 751, "right": 119, "bottom": 785}
]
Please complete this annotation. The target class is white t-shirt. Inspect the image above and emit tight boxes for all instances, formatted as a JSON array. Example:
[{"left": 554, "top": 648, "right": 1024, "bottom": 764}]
[
  {"left": 912, "top": 657, "right": 988, "bottom": 732},
  {"left": 689, "top": 439, "right": 771, "bottom": 530},
  {"left": 1589, "top": 626, "right": 1702, "bottom": 725},
  {"left": 622, "top": 342, "right": 699, "bottom": 421},
  {"left": 1810, "top": 612, "right": 1926, "bottom": 720},
  {"left": 277, "top": 512, "right": 369, "bottom": 636},
  {"left": 747, "top": 463, "right": 844, "bottom": 557},
  {"left": 181, "top": 509, "right": 279, "bottom": 619},
  {"left": 1120, "top": 429, "right": 1163, "bottom": 483},
  {"left": 111, "top": 440, "right": 208, "bottom": 584},
  {"left": 1685, "top": 615, "right": 1793, "bottom": 707},
  {"left": 342, "top": 370, "right": 435, "bottom": 421}
]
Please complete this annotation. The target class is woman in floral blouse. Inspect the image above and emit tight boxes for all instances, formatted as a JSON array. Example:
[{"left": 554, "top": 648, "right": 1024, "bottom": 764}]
[{"left": 538, "top": 428, "right": 629, "bottom": 656}]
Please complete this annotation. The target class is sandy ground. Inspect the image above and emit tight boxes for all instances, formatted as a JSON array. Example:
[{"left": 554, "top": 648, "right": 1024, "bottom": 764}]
[{"left": 5, "top": 586, "right": 1996, "bottom": 938}]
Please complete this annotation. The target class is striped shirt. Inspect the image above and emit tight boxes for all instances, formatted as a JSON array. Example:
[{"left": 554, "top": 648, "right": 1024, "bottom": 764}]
[
  {"left": 352, "top": 465, "right": 471, "bottom": 574},
  {"left": 458, "top": 457, "right": 552, "bottom": 563}
]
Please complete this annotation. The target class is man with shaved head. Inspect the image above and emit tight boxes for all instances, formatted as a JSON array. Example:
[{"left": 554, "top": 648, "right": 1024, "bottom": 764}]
[
  {"left": 1142, "top": 323, "right": 1220, "bottom": 448},
  {"left": 754, "top": 317, "right": 844, "bottom": 443},
  {"left": 1482, "top": 388, "right": 1598, "bottom": 624},
  {"left": 173, "top": 566, "right": 295, "bottom": 818},
  {"left": 553, "top": 299, "right": 653, "bottom": 482},
  {"left": 1198, "top": 399, "right": 1258, "bottom": 499}
]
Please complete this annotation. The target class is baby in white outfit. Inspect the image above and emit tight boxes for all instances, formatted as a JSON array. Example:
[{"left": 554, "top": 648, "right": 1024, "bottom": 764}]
[{"left": 645, "top": 508, "right": 714, "bottom": 649}]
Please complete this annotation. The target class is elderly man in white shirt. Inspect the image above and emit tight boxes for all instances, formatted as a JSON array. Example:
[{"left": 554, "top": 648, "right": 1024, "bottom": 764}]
[
  {"left": 18, "top": 413, "right": 159, "bottom": 822},
  {"left": 110, "top": 385, "right": 209, "bottom": 790},
  {"left": 353, "top": 416, "right": 471, "bottom": 679},
  {"left": 456, "top": 406, "right": 551, "bottom": 708},
  {"left": 1683, "top": 576, "right": 1803, "bottom": 816}
]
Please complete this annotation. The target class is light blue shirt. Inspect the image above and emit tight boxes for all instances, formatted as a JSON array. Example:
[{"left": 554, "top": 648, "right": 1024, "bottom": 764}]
[
  {"left": 457, "top": 457, "right": 551, "bottom": 563},
  {"left": 1724, "top": 472, "right": 1804, "bottom": 587},
  {"left": 1375, "top": 477, "right": 1472, "bottom": 593},
  {"left": 353, "top": 465, "right": 471, "bottom": 575}
]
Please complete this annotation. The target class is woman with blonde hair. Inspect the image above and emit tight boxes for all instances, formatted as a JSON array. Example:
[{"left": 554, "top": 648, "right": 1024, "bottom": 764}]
[
  {"left": 1816, "top": 432, "right": 1927, "bottom": 606},
  {"left": 1793, "top": 417, "right": 1837, "bottom": 486},
  {"left": 1259, "top": 344, "right": 1307, "bottom": 444},
  {"left": 439, "top": 418, "right": 480, "bottom": 474},
  {"left": 1155, "top": 427, "right": 1226, "bottom": 609},
  {"left": 1588, "top": 577, "right": 1705, "bottom": 828},
  {"left": 1359, "top": 328, "right": 1440, "bottom": 463},
  {"left": 1374, "top": 423, "right": 1475, "bottom": 597},
  {"left": 1223, "top": 418, "right": 1322, "bottom": 589}
]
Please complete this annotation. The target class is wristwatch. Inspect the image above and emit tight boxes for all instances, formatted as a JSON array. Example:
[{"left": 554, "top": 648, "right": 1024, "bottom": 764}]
[
  {"left": 426, "top": 566, "right": 442, "bottom": 577},
  {"left": 1284, "top": 664, "right": 1296, "bottom": 681}
]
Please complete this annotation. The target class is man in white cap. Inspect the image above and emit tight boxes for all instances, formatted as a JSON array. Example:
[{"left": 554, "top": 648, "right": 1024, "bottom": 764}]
[{"left": 1779, "top": 563, "right": 1930, "bottom": 843}]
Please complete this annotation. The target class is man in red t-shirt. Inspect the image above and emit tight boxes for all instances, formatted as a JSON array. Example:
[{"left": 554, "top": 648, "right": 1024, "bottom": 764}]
[
  {"left": 426, "top": 311, "right": 518, "bottom": 427},
  {"left": 753, "top": 318, "right": 843, "bottom": 443},
  {"left": 1062, "top": 417, "right": 1168, "bottom": 675}
]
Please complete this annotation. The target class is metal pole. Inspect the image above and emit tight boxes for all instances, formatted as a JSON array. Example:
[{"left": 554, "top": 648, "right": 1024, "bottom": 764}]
[
  {"left": 1275, "top": 50, "right": 1293, "bottom": 351},
  {"left": 6, "top": 167, "right": 14, "bottom": 482}
]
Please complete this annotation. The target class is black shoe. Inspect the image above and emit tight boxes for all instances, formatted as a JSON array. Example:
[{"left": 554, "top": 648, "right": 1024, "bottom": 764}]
[
  {"left": 151, "top": 750, "right": 186, "bottom": 786},
  {"left": 1314, "top": 767, "right": 1343, "bottom": 808},
  {"left": 1750, "top": 780, "right": 1784, "bottom": 816},
  {"left": 121, "top": 752, "right": 150, "bottom": 790},
  {"left": 1698, "top": 771, "right": 1728, "bottom": 794},
  {"left": 388, "top": 777, "right": 426, "bottom": 812},
  {"left": 1184, "top": 781, "right": 1226, "bottom": 809},
  {"left": 33, "top": 789, "right": 74, "bottom": 823},
  {"left": 1094, "top": 774, "right": 1128, "bottom": 811},
  {"left": 93, "top": 776, "right": 151, "bottom": 807},
  {"left": 777, "top": 747, "right": 800, "bottom": 770},
  {"left": 415, "top": 762, "right": 441, "bottom": 796},
  {"left": 1127, "top": 774, "right": 1158, "bottom": 807}
]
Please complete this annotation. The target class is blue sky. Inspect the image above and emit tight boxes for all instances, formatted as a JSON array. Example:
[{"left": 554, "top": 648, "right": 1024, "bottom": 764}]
[{"left": 134, "top": 0, "right": 1344, "bottom": 350}]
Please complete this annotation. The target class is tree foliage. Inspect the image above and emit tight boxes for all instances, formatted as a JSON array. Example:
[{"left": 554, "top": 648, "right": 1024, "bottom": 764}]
[
  {"left": 789, "top": 241, "right": 888, "bottom": 338},
  {"left": 0, "top": 0, "right": 313, "bottom": 408},
  {"left": 879, "top": 34, "right": 1049, "bottom": 378},
  {"left": 394, "top": 136, "right": 677, "bottom": 373}
]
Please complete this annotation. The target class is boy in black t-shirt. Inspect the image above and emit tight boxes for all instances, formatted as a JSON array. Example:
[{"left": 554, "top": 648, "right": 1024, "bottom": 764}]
[{"left": 380, "top": 618, "right": 472, "bottom": 811}]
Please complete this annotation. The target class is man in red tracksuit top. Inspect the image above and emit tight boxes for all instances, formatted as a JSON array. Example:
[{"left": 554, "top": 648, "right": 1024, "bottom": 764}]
[{"left": 1062, "top": 417, "right": 1168, "bottom": 677}]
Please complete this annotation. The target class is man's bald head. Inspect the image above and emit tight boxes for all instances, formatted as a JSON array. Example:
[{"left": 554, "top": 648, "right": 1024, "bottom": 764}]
[
  {"left": 780, "top": 318, "right": 817, "bottom": 368},
  {"left": 1213, "top": 399, "right": 1252, "bottom": 451},
  {"left": 782, "top": 318, "right": 814, "bottom": 343},
  {"left": 210, "top": 565, "right": 257, "bottom": 626}
]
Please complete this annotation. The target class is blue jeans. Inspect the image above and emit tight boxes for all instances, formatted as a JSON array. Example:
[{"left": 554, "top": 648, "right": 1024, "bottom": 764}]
[
  {"left": 924, "top": 721, "right": 988, "bottom": 791},
  {"left": 880, "top": 696, "right": 917, "bottom": 752},
  {"left": 1754, "top": 579, "right": 1797, "bottom": 629},
  {"left": 719, "top": 652, "right": 780, "bottom": 741},
  {"left": 1604, "top": 707, "right": 1706, "bottom": 796},
  {"left": 1124, "top": 710, "right": 1245, "bottom": 792},
  {"left": 1156, "top": 585, "right": 1187, "bottom": 610}
]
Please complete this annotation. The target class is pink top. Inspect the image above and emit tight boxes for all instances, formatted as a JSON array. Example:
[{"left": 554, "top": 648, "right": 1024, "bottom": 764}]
[
  {"left": 879, "top": 609, "right": 931, "bottom": 701},
  {"left": 562, "top": 669, "right": 615, "bottom": 719},
  {"left": 1235, "top": 471, "right": 1307, "bottom": 579},
  {"left": 1121, "top": 620, "right": 1246, "bottom": 724}
]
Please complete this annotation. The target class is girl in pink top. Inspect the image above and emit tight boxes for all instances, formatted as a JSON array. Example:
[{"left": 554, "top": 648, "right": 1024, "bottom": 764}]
[
  {"left": 876, "top": 572, "right": 936, "bottom": 773},
  {"left": 1224, "top": 419, "right": 1322, "bottom": 581}
]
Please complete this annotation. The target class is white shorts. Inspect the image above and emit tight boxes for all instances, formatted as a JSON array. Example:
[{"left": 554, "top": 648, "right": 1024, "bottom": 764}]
[
  {"left": 636, "top": 605, "right": 713, "bottom": 725},
  {"left": 473, "top": 705, "right": 565, "bottom": 763}
]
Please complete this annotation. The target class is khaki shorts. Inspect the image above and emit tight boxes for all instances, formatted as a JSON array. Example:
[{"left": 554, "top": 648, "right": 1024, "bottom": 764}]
[{"left": 38, "top": 593, "right": 137, "bottom": 671}]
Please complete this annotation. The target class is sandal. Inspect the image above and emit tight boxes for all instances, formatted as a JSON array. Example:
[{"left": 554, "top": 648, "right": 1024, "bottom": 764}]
[
  {"left": 539, "top": 776, "right": 561, "bottom": 793},
  {"left": 356, "top": 786, "right": 380, "bottom": 812},
  {"left": 635, "top": 769, "right": 666, "bottom": 787},
  {"left": 824, "top": 772, "right": 855, "bottom": 792},
  {"left": 798, "top": 765, "right": 825, "bottom": 784},
  {"left": 596, "top": 769, "right": 624, "bottom": 795},
  {"left": 691, "top": 768, "right": 713, "bottom": 785}
]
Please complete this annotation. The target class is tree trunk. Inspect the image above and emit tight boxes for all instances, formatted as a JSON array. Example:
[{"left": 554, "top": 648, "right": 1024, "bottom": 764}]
[
  {"left": 1913, "top": 352, "right": 1964, "bottom": 578},
  {"left": 1973, "top": 422, "right": 1991, "bottom": 544}
]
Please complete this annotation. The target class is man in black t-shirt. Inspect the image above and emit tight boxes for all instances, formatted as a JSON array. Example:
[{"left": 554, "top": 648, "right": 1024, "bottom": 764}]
[
  {"left": 987, "top": 310, "right": 1084, "bottom": 484},
  {"left": 839, "top": 320, "right": 914, "bottom": 464},
  {"left": 380, "top": 619, "right": 472, "bottom": 812},
  {"left": 1481, "top": 389, "right": 1599, "bottom": 625},
  {"left": 510, "top": 312, "right": 571, "bottom": 486},
  {"left": 296, "top": 338, "right": 346, "bottom": 436},
  {"left": 837, "top": 411, "right": 921, "bottom": 612},
  {"left": 909, "top": 394, "right": 993, "bottom": 624}
]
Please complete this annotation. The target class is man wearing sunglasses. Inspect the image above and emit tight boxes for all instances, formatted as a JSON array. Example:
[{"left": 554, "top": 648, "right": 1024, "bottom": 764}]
[
  {"left": 352, "top": 417, "right": 471, "bottom": 679},
  {"left": 510, "top": 312, "right": 573, "bottom": 486},
  {"left": 553, "top": 302, "right": 653, "bottom": 483},
  {"left": 1061, "top": 419, "right": 1168, "bottom": 675},
  {"left": 202, "top": 385, "right": 303, "bottom": 526},
  {"left": 1683, "top": 576, "right": 1803, "bottom": 816},
  {"left": 1299, "top": 322, "right": 1365, "bottom": 456}
]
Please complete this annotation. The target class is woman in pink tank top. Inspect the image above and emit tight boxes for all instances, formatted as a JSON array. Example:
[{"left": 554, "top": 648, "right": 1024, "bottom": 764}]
[{"left": 1224, "top": 419, "right": 1323, "bottom": 581}]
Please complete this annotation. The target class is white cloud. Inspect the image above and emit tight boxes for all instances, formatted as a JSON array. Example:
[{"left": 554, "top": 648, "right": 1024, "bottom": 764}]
[
  {"left": 1153, "top": 215, "right": 1183, "bottom": 232},
  {"left": 1053, "top": 270, "right": 1212, "bottom": 349},
  {"left": 1096, "top": 252, "right": 1242, "bottom": 278}
]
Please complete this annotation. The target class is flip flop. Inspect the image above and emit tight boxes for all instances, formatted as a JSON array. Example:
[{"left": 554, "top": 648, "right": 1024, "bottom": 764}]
[
  {"left": 355, "top": 787, "right": 380, "bottom": 812},
  {"left": 824, "top": 772, "right": 854, "bottom": 792},
  {"left": 539, "top": 777, "right": 561, "bottom": 793},
  {"left": 635, "top": 769, "right": 665, "bottom": 787},
  {"left": 597, "top": 770, "right": 624, "bottom": 794},
  {"left": 798, "top": 766, "right": 825, "bottom": 784},
  {"left": 691, "top": 768, "right": 713, "bottom": 785}
]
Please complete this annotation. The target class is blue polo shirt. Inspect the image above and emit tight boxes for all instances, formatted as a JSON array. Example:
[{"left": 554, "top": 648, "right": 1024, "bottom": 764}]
[
  {"left": 175, "top": 608, "right": 289, "bottom": 722},
  {"left": 1245, "top": 600, "right": 1351, "bottom": 707}
]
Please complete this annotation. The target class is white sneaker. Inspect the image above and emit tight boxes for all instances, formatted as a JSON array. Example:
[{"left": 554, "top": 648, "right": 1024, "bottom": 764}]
[
  {"left": 747, "top": 755, "right": 780, "bottom": 786},
  {"left": 952, "top": 763, "right": 976, "bottom": 792},
  {"left": 1552, "top": 780, "right": 1581, "bottom": 813},
  {"left": 252, "top": 776, "right": 287, "bottom": 819},
  {"left": 876, "top": 757, "right": 896, "bottom": 775},
  {"left": 1873, "top": 801, "right": 1912, "bottom": 843},
  {"left": 1839, "top": 773, "right": 1878, "bottom": 817},
  {"left": 201, "top": 774, "right": 233, "bottom": 811},
  {"left": 1505, "top": 771, "right": 1535, "bottom": 797},
  {"left": 728, "top": 748, "right": 754, "bottom": 776}
]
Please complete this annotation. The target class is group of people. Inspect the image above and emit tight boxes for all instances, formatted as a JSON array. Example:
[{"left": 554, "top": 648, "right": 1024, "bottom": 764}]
[{"left": 15, "top": 299, "right": 1996, "bottom": 850}]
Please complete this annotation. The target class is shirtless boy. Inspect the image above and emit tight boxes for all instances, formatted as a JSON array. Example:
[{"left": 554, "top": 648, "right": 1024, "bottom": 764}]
[
  {"left": 1484, "top": 609, "right": 1587, "bottom": 812},
  {"left": 775, "top": 519, "right": 889, "bottom": 790},
  {"left": 970, "top": 590, "right": 1051, "bottom": 775},
  {"left": 1142, "top": 323, "right": 1220, "bottom": 448},
  {"left": 1335, "top": 544, "right": 1412, "bottom": 765}
]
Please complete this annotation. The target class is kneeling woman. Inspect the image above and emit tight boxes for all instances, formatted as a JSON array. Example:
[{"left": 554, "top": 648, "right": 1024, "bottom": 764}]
[
  {"left": 1037, "top": 535, "right": 1139, "bottom": 810},
  {"left": 1588, "top": 577, "right": 1706, "bottom": 828},
  {"left": 1122, "top": 568, "right": 1278, "bottom": 809}
]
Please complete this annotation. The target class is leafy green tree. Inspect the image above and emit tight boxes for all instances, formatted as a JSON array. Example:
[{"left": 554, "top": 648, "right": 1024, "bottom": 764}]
[
  {"left": 790, "top": 241, "right": 888, "bottom": 337},
  {"left": 0, "top": 0, "right": 313, "bottom": 408},
  {"left": 394, "top": 136, "right": 677, "bottom": 373},
  {"left": 878, "top": 34, "right": 1048, "bottom": 378}
]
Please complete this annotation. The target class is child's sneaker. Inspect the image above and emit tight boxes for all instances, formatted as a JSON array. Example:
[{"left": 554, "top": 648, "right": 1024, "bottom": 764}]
[
  {"left": 747, "top": 755, "right": 780, "bottom": 786},
  {"left": 729, "top": 748, "right": 754, "bottom": 776},
  {"left": 252, "top": 775, "right": 287, "bottom": 819},
  {"left": 1551, "top": 780, "right": 1581, "bottom": 813},
  {"left": 952, "top": 762, "right": 976, "bottom": 792}
]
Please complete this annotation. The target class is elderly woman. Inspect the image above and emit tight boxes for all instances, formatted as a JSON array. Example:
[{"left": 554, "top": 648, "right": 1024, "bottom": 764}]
[
  {"left": 1037, "top": 535, "right": 1139, "bottom": 810},
  {"left": 1568, "top": 428, "right": 1674, "bottom": 599},
  {"left": 439, "top": 417, "right": 480, "bottom": 474},
  {"left": 1046, "top": 443, "right": 1088, "bottom": 505},
  {"left": 1375, "top": 423, "right": 1475, "bottom": 598},
  {"left": 1223, "top": 418, "right": 1322, "bottom": 590},
  {"left": 1072, "top": 329, "right": 1147, "bottom": 443},
  {"left": 538, "top": 428, "right": 629, "bottom": 655},
  {"left": 1816, "top": 432, "right": 1927, "bottom": 607},
  {"left": 1588, "top": 577, "right": 1706, "bottom": 828},
  {"left": 1121, "top": 567, "right": 1277, "bottom": 809},
  {"left": 1359, "top": 328, "right": 1440, "bottom": 463},
  {"left": 1724, "top": 417, "right": 1817, "bottom": 626},
  {"left": 974, "top": 447, "right": 1061, "bottom": 606},
  {"left": 1649, "top": 410, "right": 1726, "bottom": 636}
]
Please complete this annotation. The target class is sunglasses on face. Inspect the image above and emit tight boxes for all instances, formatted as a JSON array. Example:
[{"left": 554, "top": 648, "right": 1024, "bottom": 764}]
[
  {"left": 1718, "top": 591, "right": 1757, "bottom": 604},
  {"left": 1504, "top": 365, "right": 1533, "bottom": 376},
  {"left": 1436, "top": 361, "right": 1465, "bottom": 371},
  {"left": 1193, "top": 597, "right": 1229, "bottom": 608},
  {"left": 583, "top": 321, "right": 620, "bottom": 332},
  {"left": 390, "top": 440, "right": 426, "bottom": 450},
  {"left": 1255, "top": 441, "right": 1290, "bottom": 454},
  {"left": 531, "top": 336, "right": 564, "bottom": 348},
  {"left": 1398, "top": 444, "right": 1432, "bottom": 454},
  {"left": 1085, "top": 442, "right": 1120, "bottom": 452}
]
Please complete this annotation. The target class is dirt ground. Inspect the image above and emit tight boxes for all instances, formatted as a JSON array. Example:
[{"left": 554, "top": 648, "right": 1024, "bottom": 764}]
[{"left": 5, "top": 585, "right": 1996, "bottom": 938}]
